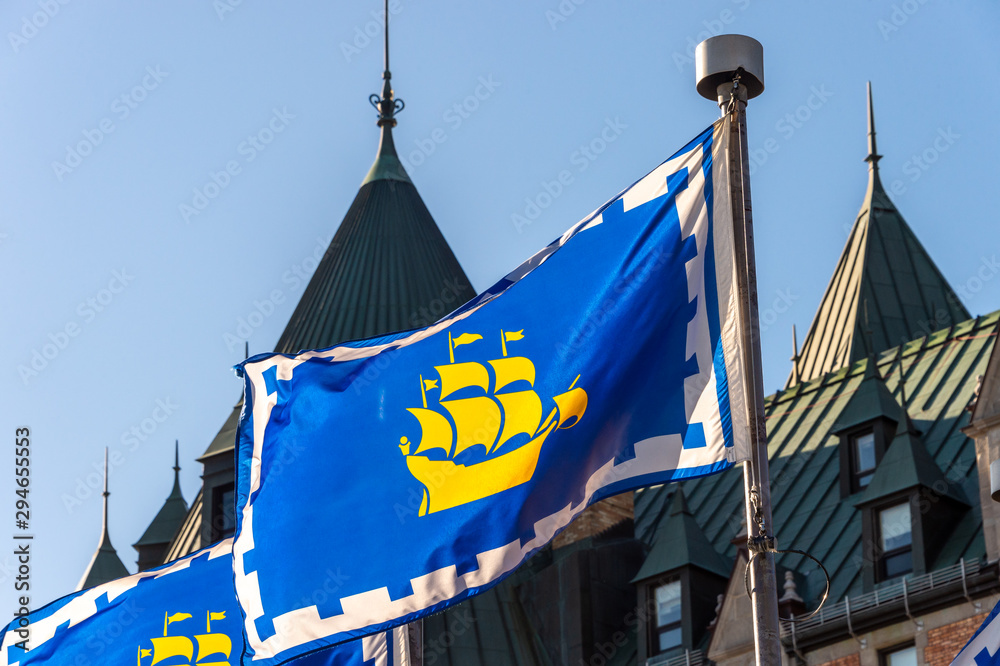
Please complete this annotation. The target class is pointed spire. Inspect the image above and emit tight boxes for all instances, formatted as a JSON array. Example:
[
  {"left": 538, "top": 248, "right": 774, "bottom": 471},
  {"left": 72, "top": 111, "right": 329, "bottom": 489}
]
[
  {"left": 787, "top": 85, "right": 970, "bottom": 388},
  {"left": 170, "top": 440, "right": 183, "bottom": 500},
  {"left": 864, "top": 82, "right": 882, "bottom": 176},
  {"left": 101, "top": 447, "right": 110, "bottom": 547},
  {"left": 77, "top": 448, "right": 129, "bottom": 590},
  {"left": 790, "top": 325, "right": 801, "bottom": 386},
  {"left": 363, "top": 0, "right": 410, "bottom": 185},
  {"left": 134, "top": 442, "right": 189, "bottom": 571}
]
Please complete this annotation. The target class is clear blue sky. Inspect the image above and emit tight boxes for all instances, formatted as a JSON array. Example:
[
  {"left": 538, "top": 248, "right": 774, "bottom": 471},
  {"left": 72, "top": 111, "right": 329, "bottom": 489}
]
[{"left": 2, "top": 0, "right": 998, "bottom": 616}]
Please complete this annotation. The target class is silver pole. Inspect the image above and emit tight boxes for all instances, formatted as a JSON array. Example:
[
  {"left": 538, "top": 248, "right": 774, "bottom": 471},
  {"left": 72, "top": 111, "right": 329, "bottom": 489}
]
[{"left": 695, "top": 35, "right": 782, "bottom": 665}]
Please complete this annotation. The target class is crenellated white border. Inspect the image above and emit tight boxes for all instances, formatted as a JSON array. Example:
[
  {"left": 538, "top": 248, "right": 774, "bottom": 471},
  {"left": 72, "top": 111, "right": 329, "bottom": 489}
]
[{"left": 0, "top": 539, "right": 232, "bottom": 666}]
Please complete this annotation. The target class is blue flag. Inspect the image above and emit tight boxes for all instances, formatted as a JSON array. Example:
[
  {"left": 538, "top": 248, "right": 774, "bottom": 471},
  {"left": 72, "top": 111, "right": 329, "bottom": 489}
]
[
  {"left": 950, "top": 597, "right": 1000, "bottom": 664},
  {"left": 232, "top": 119, "right": 750, "bottom": 664},
  {"left": 0, "top": 539, "right": 409, "bottom": 666}
]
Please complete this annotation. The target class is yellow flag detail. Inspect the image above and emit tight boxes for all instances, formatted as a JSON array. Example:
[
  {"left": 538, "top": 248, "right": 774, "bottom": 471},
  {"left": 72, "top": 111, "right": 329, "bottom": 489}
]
[
  {"left": 503, "top": 330, "right": 524, "bottom": 342},
  {"left": 166, "top": 613, "right": 191, "bottom": 625},
  {"left": 452, "top": 333, "right": 482, "bottom": 348},
  {"left": 140, "top": 649, "right": 152, "bottom": 658},
  {"left": 209, "top": 612, "right": 226, "bottom": 621},
  {"left": 423, "top": 379, "right": 438, "bottom": 391}
]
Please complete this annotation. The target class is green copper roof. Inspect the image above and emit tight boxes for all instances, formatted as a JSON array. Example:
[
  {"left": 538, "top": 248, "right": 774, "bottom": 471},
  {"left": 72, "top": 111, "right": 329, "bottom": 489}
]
[
  {"left": 831, "top": 356, "right": 902, "bottom": 432},
  {"left": 272, "top": 169, "right": 476, "bottom": 354},
  {"left": 134, "top": 443, "right": 188, "bottom": 548},
  {"left": 199, "top": 398, "right": 241, "bottom": 461},
  {"left": 362, "top": 126, "right": 411, "bottom": 185},
  {"left": 637, "top": 311, "right": 998, "bottom": 609},
  {"left": 857, "top": 410, "right": 969, "bottom": 507},
  {"left": 78, "top": 536, "right": 129, "bottom": 591},
  {"left": 790, "top": 85, "right": 969, "bottom": 386},
  {"left": 632, "top": 487, "right": 731, "bottom": 582}
]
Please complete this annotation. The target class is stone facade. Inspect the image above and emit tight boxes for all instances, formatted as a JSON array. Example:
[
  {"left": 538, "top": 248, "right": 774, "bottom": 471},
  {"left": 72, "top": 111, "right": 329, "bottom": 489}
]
[{"left": 964, "top": 344, "right": 1000, "bottom": 564}]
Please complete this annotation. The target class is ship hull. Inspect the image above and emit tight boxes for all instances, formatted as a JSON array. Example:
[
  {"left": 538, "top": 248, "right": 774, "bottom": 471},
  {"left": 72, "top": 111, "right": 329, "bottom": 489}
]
[{"left": 406, "top": 418, "right": 560, "bottom": 515}]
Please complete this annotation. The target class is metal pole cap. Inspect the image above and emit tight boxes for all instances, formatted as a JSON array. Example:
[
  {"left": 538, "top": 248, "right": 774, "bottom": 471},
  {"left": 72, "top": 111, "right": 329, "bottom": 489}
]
[{"left": 695, "top": 34, "right": 764, "bottom": 100}]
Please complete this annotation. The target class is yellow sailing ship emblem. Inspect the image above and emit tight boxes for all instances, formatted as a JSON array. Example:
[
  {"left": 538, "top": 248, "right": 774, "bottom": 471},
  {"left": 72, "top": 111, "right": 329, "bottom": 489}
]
[
  {"left": 399, "top": 329, "right": 588, "bottom": 515},
  {"left": 136, "top": 611, "right": 232, "bottom": 666}
]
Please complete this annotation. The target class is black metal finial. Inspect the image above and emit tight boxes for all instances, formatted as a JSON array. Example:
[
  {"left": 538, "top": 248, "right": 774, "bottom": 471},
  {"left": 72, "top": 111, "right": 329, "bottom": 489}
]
[
  {"left": 369, "top": 0, "right": 404, "bottom": 127},
  {"left": 790, "top": 325, "right": 800, "bottom": 386},
  {"left": 865, "top": 82, "right": 881, "bottom": 174},
  {"left": 101, "top": 447, "right": 111, "bottom": 544}
]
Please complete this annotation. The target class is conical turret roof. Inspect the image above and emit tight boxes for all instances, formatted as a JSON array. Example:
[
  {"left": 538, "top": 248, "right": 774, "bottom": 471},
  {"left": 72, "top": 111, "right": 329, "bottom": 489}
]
[
  {"left": 200, "top": 55, "right": 475, "bottom": 464},
  {"left": 789, "top": 84, "right": 969, "bottom": 386},
  {"left": 167, "top": 23, "right": 479, "bottom": 565},
  {"left": 77, "top": 450, "right": 129, "bottom": 590},
  {"left": 274, "top": 25, "right": 474, "bottom": 355},
  {"left": 273, "top": 123, "right": 475, "bottom": 353}
]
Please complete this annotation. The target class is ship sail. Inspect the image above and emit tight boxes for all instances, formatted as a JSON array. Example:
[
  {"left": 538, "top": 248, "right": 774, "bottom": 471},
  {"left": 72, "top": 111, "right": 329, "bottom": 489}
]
[
  {"left": 488, "top": 357, "right": 535, "bottom": 392},
  {"left": 149, "top": 636, "right": 194, "bottom": 666},
  {"left": 406, "top": 408, "right": 454, "bottom": 456},
  {"left": 491, "top": 391, "right": 543, "bottom": 454},
  {"left": 553, "top": 387, "right": 588, "bottom": 429},
  {"left": 436, "top": 362, "right": 490, "bottom": 400},
  {"left": 440, "top": 396, "right": 502, "bottom": 457},
  {"left": 194, "top": 633, "right": 232, "bottom": 663}
]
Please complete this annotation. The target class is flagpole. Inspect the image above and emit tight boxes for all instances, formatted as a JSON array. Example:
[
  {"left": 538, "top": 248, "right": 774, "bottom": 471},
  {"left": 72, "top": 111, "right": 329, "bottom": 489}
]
[{"left": 695, "top": 35, "right": 782, "bottom": 665}]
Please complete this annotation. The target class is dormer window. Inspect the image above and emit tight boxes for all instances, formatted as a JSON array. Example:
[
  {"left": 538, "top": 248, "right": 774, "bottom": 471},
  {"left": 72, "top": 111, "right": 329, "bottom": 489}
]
[
  {"left": 877, "top": 502, "right": 913, "bottom": 580},
  {"left": 631, "top": 487, "right": 730, "bottom": 664},
  {"left": 653, "top": 580, "right": 683, "bottom": 654},
  {"left": 838, "top": 422, "right": 893, "bottom": 498},
  {"left": 852, "top": 430, "right": 877, "bottom": 490}
]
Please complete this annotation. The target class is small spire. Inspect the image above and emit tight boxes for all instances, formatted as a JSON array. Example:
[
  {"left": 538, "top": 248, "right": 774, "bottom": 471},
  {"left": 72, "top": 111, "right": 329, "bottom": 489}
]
[
  {"left": 369, "top": 0, "right": 404, "bottom": 129},
  {"left": 790, "top": 325, "right": 801, "bottom": 386},
  {"left": 78, "top": 446, "right": 129, "bottom": 590},
  {"left": 362, "top": 0, "right": 411, "bottom": 186},
  {"left": 170, "top": 440, "right": 183, "bottom": 499},
  {"left": 101, "top": 447, "right": 110, "bottom": 545},
  {"left": 865, "top": 82, "right": 882, "bottom": 175}
]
